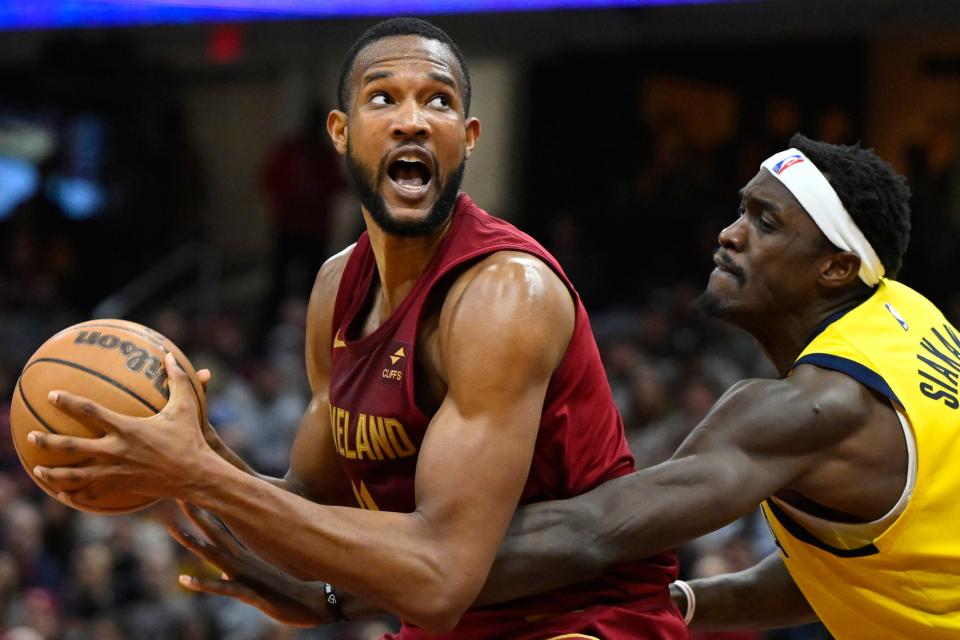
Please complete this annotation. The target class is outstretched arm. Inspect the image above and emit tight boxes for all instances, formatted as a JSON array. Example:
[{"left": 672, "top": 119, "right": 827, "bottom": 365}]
[
  {"left": 674, "top": 552, "right": 817, "bottom": 630},
  {"left": 476, "top": 367, "right": 869, "bottom": 603}
]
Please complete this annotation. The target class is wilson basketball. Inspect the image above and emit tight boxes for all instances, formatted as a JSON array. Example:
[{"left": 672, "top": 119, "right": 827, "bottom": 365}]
[{"left": 10, "top": 319, "right": 206, "bottom": 514}]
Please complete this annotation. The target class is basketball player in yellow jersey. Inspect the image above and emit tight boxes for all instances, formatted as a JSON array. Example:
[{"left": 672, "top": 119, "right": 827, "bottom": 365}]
[
  {"left": 132, "top": 135, "right": 957, "bottom": 639},
  {"left": 477, "top": 134, "right": 959, "bottom": 638}
]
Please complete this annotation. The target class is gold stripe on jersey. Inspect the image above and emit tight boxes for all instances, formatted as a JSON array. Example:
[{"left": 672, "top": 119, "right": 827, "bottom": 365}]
[
  {"left": 762, "top": 279, "right": 960, "bottom": 638},
  {"left": 351, "top": 480, "right": 380, "bottom": 511}
]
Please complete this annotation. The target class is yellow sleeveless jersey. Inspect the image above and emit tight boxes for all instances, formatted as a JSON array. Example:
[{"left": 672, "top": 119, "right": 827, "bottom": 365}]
[{"left": 761, "top": 279, "right": 960, "bottom": 639}]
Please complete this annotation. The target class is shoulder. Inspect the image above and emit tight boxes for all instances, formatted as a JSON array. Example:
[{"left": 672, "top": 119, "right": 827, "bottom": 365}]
[
  {"left": 304, "top": 244, "right": 356, "bottom": 388},
  {"left": 307, "top": 243, "right": 356, "bottom": 321},
  {"left": 449, "top": 250, "right": 567, "bottom": 296},
  {"left": 443, "top": 251, "right": 573, "bottom": 334},
  {"left": 311, "top": 243, "right": 356, "bottom": 301},
  {"left": 687, "top": 366, "right": 872, "bottom": 458},
  {"left": 438, "top": 251, "right": 575, "bottom": 382},
  {"left": 723, "top": 366, "right": 870, "bottom": 419}
]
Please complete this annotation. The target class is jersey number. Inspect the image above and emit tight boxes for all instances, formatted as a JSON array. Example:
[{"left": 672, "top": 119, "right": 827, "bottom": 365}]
[{"left": 351, "top": 480, "right": 380, "bottom": 511}]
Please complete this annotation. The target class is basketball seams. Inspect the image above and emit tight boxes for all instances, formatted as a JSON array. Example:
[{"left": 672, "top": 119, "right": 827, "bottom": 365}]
[
  {"left": 16, "top": 378, "right": 60, "bottom": 434},
  {"left": 42, "top": 321, "right": 206, "bottom": 421},
  {"left": 25, "top": 358, "right": 163, "bottom": 414}
]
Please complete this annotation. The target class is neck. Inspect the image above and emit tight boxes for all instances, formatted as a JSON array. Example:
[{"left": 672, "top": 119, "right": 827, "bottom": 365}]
[
  {"left": 362, "top": 208, "right": 453, "bottom": 316},
  {"left": 747, "top": 287, "right": 873, "bottom": 376}
]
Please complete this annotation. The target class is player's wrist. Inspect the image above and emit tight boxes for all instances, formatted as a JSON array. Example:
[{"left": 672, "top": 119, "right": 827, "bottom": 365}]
[
  {"left": 322, "top": 582, "right": 350, "bottom": 622},
  {"left": 184, "top": 449, "right": 246, "bottom": 506},
  {"left": 204, "top": 428, "right": 258, "bottom": 475},
  {"left": 671, "top": 579, "right": 696, "bottom": 625}
]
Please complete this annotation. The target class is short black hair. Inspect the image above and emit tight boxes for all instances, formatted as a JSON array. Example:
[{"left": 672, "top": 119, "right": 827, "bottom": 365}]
[
  {"left": 791, "top": 133, "right": 911, "bottom": 279},
  {"left": 337, "top": 18, "right": 471, "bottom": 116}
]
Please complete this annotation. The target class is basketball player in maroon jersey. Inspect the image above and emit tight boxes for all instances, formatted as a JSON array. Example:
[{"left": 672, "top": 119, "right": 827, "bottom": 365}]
[{"left": 28, "top": 18, "right": 685, "bottom": 638}]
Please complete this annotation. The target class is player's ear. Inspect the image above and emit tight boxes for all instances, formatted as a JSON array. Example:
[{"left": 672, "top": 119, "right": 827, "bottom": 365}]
[
  {"left": 820, "top": 251, "right": 861, "bottom": 289},
  {"left": 327, "top": 110, "right": 349, "bottom": 155},
  {"left": 464, "top": 117, "right": 480, "bottom": 158}
]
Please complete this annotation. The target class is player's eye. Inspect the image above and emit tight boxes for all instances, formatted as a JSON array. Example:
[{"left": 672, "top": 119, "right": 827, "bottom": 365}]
[
  {"left": 370, "top": 92, "right": 391, "bottom": 106},
  {"left": 428, "top": 94, "right": 451, "bottom": 109}
]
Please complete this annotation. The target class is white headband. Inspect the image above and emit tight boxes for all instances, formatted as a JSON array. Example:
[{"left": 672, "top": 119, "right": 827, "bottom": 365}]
[{"left": 761, "top": 148, "right": 884, "bottom": 287}]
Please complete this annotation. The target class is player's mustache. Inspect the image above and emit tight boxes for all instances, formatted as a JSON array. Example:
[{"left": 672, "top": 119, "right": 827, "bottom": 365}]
[
  {"left": 714, "top": 250, "right": 746, "bottom": 283},
  {"left": 382, "top": 141, "right": 434, "bottom": 162}
]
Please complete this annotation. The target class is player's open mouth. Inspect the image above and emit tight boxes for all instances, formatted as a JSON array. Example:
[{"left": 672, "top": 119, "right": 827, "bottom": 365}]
[{"left": 386, "top": 147, "right": 434, "bottom": 201}]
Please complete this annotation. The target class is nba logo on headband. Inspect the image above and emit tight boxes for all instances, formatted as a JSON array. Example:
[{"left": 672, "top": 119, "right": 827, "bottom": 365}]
[{"left": 772, "top": 155, "right": 804, "bottom": 175}]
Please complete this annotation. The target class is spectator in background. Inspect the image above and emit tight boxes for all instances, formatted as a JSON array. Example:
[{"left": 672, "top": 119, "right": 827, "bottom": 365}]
[
  {"left": 3, "top": 502, "right": 61, "bottom": 595},
  {"left": 0, "top": 552, "right": 19, "bottom": 629},
  {"left": 630, "top": 374, "right": 719, "bottom": 469},
  {"left": 62, "top": 542, "right": 116, "bottom": 623},
  {"left": 9, "top": 588, "right": 59, "bottom": 640},
  {"left": 152, "top": 104, "right": 209, "bottom": 245},
  {"left": 121, "top": 523, "right": 202, "bottom": 640},
  {"left": 259, "top": 103, "right": 348, "bottom": 335}
]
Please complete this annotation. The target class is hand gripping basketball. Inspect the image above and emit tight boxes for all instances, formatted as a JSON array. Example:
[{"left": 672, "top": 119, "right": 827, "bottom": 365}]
[{"left": 29, "top": 353, "right": 216, "bottom": 506}]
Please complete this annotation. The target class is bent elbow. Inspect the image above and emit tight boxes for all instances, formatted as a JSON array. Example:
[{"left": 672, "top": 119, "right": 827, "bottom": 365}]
[
  {"left": 411, "top": 612, "right": 463, "bottom": 635},
  {"left": 390, "top": 539, "right": 489, "bottom": 632},
  {"left": 397, "top": 568, "right": 481, "bottom": 634},
  {"left": 402, "top": 592, "right": 471, "bottom": 634}
]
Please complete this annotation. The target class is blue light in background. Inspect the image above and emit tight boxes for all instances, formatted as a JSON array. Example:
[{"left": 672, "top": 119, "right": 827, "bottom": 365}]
[
  {"left": 0, "top": 156, "right": 37, "bottom": 220},
  {"left": 0, "top": 0, "right": 736, "bottom": 31},
  {"left": 47, "top": 176, "right": 105, "bottom": 220}
]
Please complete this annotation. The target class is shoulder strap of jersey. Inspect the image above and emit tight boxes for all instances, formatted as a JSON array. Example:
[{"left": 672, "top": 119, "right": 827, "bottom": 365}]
[{"left": 331, "top": 232, "right": 373, "bottom": 337}]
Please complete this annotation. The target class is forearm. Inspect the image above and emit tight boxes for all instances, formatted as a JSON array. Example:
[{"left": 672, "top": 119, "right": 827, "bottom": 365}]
[
  {"left": 187, "top": 455, "right": 481, "bottom": 631},
  {"left": 482, "top": 460, "right": 756, "bottom": 603},
  {"left": 684, "top": 552, "right": 817, "bottom": 631},
  {"left": 479, "top": 498, "right": 608, "bottom": 604}
]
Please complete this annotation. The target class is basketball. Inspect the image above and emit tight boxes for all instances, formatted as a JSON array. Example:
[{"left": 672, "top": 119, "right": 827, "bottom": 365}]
[{"left": 10, "top": 319, "right": 206, "bottom": 514}]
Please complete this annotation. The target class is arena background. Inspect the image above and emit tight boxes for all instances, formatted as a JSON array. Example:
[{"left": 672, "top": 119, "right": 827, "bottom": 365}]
[{"left": 1, "top": 1, "right": 959, "bottom": 638}]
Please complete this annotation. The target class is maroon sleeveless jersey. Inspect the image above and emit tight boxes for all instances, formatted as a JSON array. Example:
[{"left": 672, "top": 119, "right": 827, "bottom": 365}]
[{"left": 329, "top": 194, "right": 682, "bottom": 639}]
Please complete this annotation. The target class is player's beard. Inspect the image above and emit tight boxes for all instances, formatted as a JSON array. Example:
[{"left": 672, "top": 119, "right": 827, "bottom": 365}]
[
  {"left": 346, "top": 142, "right": 465, "bottom": 238},
  {"left": 695, "top": 250, "right": 746, "bottom": 321},
  {"left": 694, "top": 289, "right": 733, "bottom": 320}
]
